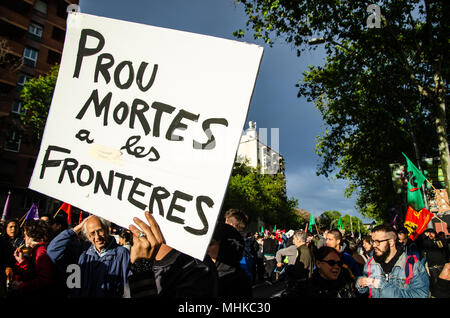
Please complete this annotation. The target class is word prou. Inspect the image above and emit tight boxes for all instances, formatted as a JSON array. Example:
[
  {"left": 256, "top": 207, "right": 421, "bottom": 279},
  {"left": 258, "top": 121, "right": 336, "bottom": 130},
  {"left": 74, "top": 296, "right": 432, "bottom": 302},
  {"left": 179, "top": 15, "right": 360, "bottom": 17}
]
[
  {"left": 73, "top": 29, "right": 158, "bottom": 92},
  {"left": 40, "top": 145, "right": 213, "bottom": 236}
]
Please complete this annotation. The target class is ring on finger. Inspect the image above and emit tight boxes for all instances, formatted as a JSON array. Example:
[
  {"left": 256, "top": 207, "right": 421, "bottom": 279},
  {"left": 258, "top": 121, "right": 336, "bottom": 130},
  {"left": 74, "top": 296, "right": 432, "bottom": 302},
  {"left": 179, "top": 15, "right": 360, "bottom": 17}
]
[{"left": 138, "top": 232, "right": 146, "bottom": 238}]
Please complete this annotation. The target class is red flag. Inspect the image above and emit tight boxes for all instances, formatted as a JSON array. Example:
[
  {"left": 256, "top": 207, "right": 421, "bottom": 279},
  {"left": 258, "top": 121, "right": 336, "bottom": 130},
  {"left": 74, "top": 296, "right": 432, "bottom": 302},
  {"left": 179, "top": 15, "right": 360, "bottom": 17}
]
[
  {"left": 59, "top": 203, "right": 72, "bottom": 225},
  {"left": 78, "top": 211, "right": 83, "bottom": 224},
  {"left": 404, "top": 206, "right": 434, "bottom": 241}
]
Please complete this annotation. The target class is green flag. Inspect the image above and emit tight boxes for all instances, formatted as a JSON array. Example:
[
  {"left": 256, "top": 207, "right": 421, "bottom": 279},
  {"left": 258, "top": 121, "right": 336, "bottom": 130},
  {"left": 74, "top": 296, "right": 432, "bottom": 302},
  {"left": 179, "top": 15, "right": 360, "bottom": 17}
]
[
  {"left": 402, "top": 152, "right": 426, "bottom": 211},
  {"left": 260, "top": 226, "right": 264, "bottom": 235},
  {"left": 337, "top": 217, "right": 343, "bottom": 230},
  {"left": 308, "top": 213, "right": 315, "bottom": 232}
]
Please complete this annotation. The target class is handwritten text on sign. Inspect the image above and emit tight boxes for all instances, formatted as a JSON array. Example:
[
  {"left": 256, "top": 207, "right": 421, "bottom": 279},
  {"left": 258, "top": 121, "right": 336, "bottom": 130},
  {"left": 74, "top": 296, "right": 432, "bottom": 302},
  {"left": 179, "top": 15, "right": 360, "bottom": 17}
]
[{"left": 29, "top": 13, "right": 263, "bottom": 259}]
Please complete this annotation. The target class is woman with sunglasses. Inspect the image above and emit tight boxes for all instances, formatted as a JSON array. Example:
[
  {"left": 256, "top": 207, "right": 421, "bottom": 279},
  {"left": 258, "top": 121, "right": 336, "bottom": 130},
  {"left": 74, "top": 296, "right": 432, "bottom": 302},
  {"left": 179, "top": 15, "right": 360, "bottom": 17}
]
[{"left": 282, "top": 246, "right": 356, "bottom": 298}]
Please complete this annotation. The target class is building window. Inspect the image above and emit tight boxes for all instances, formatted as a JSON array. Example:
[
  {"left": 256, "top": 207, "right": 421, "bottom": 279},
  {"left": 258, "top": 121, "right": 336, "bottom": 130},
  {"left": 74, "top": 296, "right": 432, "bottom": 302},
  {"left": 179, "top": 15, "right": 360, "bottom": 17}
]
[
  {"left": 56, "top": 1, "right": 68, "bottom": 19},
  {"left": 47, "top": 49, "right": 61, "bottom": 65},
  {"left": 23, "top": 47, "right": 38, "bottom": 67},
  {"left": 11, "top": 100, "right": 24, "bottom": 114},
  {"left": 17, "top": 74, "right": 32, "bottom": 90},
  {"left": 28, "top": 23, "right": 43, "bottom": 41},
  {"left": 52, "top": 26, "right": 65, "bottom": 42},
  {"left": 4, "top": 132, "right": 21, "bottom": 152},
  {"left": 34, "top": 0, "right": 48, "bottom": 14}
]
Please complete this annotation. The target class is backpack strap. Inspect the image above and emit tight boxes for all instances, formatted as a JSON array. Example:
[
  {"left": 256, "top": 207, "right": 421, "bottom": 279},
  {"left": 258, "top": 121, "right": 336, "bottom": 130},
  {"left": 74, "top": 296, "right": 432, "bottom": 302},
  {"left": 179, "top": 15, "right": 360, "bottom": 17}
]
[
  {"left": 367, "top": 256, "right": 373, "bottom": 298},
  {"left": 404, "top": 254, "right": 418, "bottom": 285}
]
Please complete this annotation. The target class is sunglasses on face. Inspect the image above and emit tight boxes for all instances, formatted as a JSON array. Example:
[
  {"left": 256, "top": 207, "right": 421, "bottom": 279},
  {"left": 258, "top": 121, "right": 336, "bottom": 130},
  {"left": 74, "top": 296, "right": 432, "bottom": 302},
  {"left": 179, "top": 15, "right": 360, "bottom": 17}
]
[{"left": 320, "top": 259, "right": 343, "bottom": 267}]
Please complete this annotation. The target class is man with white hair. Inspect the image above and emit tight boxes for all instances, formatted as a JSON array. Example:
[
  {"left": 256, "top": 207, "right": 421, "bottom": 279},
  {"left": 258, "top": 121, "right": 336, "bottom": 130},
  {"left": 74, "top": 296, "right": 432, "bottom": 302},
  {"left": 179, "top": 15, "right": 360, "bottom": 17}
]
[
  {"left": 276, "top": 230, "right": 314, "bottom": 280},
  {"left": 47, "top": 215, "right": 130, "bottom": 297}
]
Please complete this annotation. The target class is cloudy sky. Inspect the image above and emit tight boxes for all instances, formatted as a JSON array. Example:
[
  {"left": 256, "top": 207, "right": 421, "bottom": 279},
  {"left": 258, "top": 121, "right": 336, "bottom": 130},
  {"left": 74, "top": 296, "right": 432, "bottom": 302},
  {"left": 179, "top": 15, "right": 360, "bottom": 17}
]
[{"left": 78, "top": 0, "right": 374, "bottom": 223}]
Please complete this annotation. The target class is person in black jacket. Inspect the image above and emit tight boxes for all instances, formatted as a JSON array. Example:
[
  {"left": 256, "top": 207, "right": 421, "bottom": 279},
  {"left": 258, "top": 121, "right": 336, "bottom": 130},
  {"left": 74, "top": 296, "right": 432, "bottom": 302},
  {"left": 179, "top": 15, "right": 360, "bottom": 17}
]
[
  {"left": 128, "top": 212, "right": 218, "bottom": 298},
  {"left": 224, "top": 208, "right": 258, "bottom": 283},
  {"left": 1, "top": 219, "right": 24, "bottom": 257},
  {"left": 0, "top": 219, "right": 23, "bottom": 292},
  {"left": 207, "top": 222, "right": 252, "bottom": 297},
  {"left": 420, "top": 229, "right": 450, "bottom": 297},
  {"left": 431, "top": 262, "right": 450, "bottom": 298},
  {"left": 282, "top": 246, "right": 356, "bottom": 298},
  {"left": 263, "top": 232, "right": 279, "bottom": 282}
]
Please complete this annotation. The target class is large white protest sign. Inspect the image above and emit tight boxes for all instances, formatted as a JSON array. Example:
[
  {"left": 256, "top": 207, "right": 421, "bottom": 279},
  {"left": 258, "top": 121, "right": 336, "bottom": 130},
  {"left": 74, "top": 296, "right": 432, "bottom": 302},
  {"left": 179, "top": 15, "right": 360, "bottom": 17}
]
[{"left": 29, "top": 12, "right": 263, "bottom": 260}]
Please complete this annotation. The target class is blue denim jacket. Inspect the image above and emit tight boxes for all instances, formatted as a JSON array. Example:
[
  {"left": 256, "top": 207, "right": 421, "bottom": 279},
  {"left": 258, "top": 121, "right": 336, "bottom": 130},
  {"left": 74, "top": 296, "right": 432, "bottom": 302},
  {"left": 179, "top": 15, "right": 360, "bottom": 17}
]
[{"left": 355, "top": 251, "right": 429, "bottom": 298}]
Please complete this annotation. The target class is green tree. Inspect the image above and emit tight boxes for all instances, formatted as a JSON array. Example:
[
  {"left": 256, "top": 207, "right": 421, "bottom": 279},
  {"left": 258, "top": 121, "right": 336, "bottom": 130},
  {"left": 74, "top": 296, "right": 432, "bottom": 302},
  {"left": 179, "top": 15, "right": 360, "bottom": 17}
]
[
  {"left": 20, "top": 64, "right": 59, "bottom": 140},
  {"left": 0, "top": 38, "right": 22, "bottom": 71},
  {"left": 319, "top": 210, "right": 368, "bottom": 236},
  {"left": 318, "top": 210, "right": 342, "bottom": 229},
  {"left": 234, "top": 0, "right": 449, "bottom": 222},
  {"left": 223, "top": 161, "right": 301, "bottom": 229}
]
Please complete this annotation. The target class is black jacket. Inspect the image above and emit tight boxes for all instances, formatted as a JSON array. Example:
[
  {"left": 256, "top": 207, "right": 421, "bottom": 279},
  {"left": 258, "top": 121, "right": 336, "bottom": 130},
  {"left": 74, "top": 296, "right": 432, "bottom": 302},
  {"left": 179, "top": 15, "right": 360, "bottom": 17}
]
[
  {"left": 263, "top": 238, "right": 278, "bottom": 256},
  {"left": 153, "top": 249, "right": 219, "bottom": 298},
  {"left": 283, "top": 267, "right": 356, "bottom": 298},
  {"left": 213, "top": 223, "right": 252, "bottom": 297},
  {"left": 420, "top": 236, "right": 449, "bottom": 266}
]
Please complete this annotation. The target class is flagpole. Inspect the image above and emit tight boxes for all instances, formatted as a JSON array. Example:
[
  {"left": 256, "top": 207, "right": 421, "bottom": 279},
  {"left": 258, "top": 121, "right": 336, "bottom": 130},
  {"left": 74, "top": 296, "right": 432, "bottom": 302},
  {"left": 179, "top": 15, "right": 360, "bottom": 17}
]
[
  {"left": 426, "top": 178, "right": 450, "bottom": 206},
  {"left": 20, "top": 214, "right": 27, "bottom": 227},
  {"left": 350, "top": 217, "right": 354, "bottom": 237},
  {"left": 53, "top": 208, "right": 62, "bottom": 218},
  {"left": 423, "top": 178, "right": 450, "bottom": 228},
  {"left": 18, "top": 211, "right": 27, "bottom": 223},
  {"left": 432, "top": 214, "right": 447, "bottom": 224},
  {"left": 20, "top": 205, "right": 32, "bottom": 227}
]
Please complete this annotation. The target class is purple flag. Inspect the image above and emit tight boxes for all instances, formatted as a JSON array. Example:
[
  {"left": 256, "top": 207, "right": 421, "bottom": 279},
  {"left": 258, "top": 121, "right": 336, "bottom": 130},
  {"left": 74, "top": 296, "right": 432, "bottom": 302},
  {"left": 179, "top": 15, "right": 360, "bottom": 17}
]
[
  {"left": 1, "top": 191, "right": 11, "bottom": 220},
  {"left": 24, "top": 203, "right": 39, "bottom": 221},
  {"left": 391, "top": 214, "right": 399, "bottom": 230}
]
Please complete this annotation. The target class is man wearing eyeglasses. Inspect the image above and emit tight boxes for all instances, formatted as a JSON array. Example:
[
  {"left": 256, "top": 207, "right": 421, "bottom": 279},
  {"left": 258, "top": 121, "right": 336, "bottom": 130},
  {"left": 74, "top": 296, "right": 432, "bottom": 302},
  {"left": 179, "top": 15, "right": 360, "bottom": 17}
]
[
  {"left": 47, "top": 215, "right": 130, "bottom": 297},
  {"left": 356, "top": 224, "right": 429, "bottom": 298}
]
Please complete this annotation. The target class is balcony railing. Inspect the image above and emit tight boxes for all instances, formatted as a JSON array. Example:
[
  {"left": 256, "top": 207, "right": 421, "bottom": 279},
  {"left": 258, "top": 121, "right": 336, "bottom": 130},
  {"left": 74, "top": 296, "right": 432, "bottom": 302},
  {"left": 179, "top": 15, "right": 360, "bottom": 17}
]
[{"left": 0, "top": 6, "right": 30, "bottom": 31}]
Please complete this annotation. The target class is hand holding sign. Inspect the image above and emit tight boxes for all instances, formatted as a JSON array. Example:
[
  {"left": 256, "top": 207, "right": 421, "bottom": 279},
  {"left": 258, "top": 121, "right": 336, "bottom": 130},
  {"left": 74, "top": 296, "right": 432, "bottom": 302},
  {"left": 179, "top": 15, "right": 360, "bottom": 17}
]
[{"left": 129, "top": 211, "right": 164, "bottom": 263}]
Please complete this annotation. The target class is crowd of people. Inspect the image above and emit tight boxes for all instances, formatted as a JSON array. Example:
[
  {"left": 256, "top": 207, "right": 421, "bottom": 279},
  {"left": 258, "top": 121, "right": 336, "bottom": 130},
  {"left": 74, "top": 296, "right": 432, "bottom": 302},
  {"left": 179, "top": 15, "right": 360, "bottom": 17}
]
[
  {"left": 0, "top": 208, "right": 449, "bottom": 299},
  {"left": 264, "top": 224, "right": 450, "bottom": 298}
]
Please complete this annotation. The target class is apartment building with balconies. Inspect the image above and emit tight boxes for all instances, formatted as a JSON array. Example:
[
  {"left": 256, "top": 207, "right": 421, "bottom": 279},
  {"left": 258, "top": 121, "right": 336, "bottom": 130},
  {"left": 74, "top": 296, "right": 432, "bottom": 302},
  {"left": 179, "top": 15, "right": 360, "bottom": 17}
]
[{"left": 0, "top": 0, "right": 78, "bottom": 219}]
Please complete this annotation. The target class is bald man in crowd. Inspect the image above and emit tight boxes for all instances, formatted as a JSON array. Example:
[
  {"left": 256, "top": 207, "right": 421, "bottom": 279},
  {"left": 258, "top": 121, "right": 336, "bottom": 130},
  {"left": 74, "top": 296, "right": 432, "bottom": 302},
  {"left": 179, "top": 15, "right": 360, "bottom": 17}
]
[{"left": 47, "top": 215, "right": 130, "bottom": 297}]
